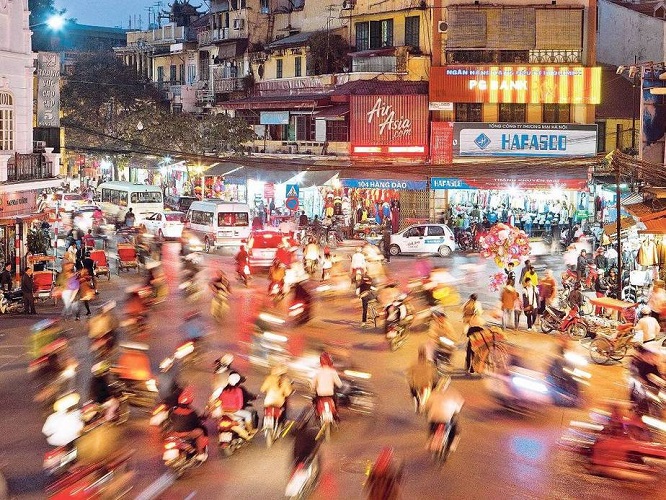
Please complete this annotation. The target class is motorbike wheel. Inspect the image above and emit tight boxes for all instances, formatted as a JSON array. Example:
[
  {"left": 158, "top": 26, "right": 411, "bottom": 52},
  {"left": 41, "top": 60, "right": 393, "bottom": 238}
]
[
  {"left": 609, "top": 345, "right": 628, "bottom": 362},
  {"left": 566, "top": 323, "right": 588, "bottom": 340},
  {"left": 540, "top": 317, "right": 555, "bottom": 334},
  {"left": 265, "top": 429, "right": 274, "bottom": 449},
  {"left": 222, "top": 445, "right": 235, "bottom": 457},
  {"left": 589, "top": 338, "right": 613, "bottom": 365}
]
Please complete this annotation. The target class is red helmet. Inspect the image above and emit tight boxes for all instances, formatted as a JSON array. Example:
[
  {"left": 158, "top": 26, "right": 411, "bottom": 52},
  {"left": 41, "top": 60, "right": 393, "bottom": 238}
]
[
  {"left": 178, "top": 385, "right": 195, "bottom": 406},
  {"left": 320, "top": 352, "right": 333, "bottom": 367}
]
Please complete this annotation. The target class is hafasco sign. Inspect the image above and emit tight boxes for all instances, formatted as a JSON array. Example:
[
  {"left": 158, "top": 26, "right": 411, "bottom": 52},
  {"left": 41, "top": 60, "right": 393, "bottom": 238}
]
[
  {"left": 366, "top": 97, "right": 413, "bottom": 140},
  {"left": 454, "top": 123, "right": 598, "bottom": 157},
  {"left": 350, "top": 94, "right": 428, "bottom": 158},
  {"left": 429, "top": 66, "right": 602, "bottom": 104}
]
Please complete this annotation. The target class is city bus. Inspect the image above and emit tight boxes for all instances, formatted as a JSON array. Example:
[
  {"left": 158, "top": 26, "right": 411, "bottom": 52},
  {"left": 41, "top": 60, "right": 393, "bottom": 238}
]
[
  {"left": 186, "top": 200, "right": 251, "bottom": 252},
  {"left": 96, "top": 182, "right": 163, "bottom": 225}
]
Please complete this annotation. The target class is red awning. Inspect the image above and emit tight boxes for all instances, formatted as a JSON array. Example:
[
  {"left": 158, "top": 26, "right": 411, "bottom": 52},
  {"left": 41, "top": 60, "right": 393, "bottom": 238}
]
[
  {"left": 313, "top": 104, "right": 349, "bottom": 120},
  {"left": 639, "top": 217, "right": 666, "bottom": 234},
  {"left": 220, "top": 95, "right": 331, "bottom": 110},
  {"left": 0, "top": 211, "right": 47, "bottom": 226}
]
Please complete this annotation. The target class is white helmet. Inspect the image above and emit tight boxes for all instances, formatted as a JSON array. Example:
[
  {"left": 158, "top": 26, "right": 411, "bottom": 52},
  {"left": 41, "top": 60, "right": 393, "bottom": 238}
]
[
  {"left": 641, "top": 305, "right": 652, "bottom": 316},
  {"left": 227, "top": 372, "right": 241, "bottom": 387}
]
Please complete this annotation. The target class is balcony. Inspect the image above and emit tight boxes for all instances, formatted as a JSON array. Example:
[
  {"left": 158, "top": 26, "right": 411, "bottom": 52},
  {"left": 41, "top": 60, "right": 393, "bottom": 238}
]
[
  {"left": 196, "top": 90, "right": 215, "bottom": 106},
  {"left": 213, "top": 77, "right": 247, "bottom": 93},
  {"left": 7, "top": 153, "right": 53, "bottom": 183},
  {"left": 198, "top": 28, "right": 245, "bottom": 46}
]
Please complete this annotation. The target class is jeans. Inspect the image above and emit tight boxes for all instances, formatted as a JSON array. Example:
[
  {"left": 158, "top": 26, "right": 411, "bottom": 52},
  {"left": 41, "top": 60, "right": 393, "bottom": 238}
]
[
  {"left": 525, "top": 308, "right": 537, "bottom": 329},
  {"left": 465, "top": 340, "right": 474, "bottom": 373},
  {"left": 361, "top": 296, "right": 370, "bottom": 322},
  {"left": 514, "top": 310, "right": 521, "bottom": 328},
  {"left": 502, "top": 309, "right": 513, "bottom": 329}
]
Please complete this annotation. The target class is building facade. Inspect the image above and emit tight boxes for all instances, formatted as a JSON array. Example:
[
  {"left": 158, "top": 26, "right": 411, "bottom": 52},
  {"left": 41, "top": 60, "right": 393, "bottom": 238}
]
[{"left": 0, "top": 0, "right": 60, "bottom": 270}]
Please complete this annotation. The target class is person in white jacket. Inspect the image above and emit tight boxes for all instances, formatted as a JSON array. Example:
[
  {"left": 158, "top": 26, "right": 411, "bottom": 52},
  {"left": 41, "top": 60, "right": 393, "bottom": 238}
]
[{"left": 311, "top": 352, "right": 342, "bottom": 419}]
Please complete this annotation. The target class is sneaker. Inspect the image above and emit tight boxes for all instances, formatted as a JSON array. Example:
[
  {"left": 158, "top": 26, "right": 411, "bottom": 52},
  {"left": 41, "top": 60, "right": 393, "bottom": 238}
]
[{"left": 527, "top": 327, "right": 533, "bottom": 331}]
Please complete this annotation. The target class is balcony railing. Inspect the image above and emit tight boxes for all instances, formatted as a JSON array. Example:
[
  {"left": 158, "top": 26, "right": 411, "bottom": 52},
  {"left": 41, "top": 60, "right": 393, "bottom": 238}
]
[
  {"left": 196, "top": 90, "right": 215, "bottom": 106},
  {"left": 213, "top": 77, "right": 247, "bottom": 93},
  {"left": 7, "top": 153, "right": 52, "bottom": 182},
  {"left": 198, "top": 28, "right": 238, "bottom": 46}
]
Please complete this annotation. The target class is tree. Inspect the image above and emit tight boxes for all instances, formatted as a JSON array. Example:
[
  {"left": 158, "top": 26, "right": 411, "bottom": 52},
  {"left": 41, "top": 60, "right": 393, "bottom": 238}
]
[
  {"left": 307, "top": 32, "right": 350, "bottom": 75},
  {"left": 61, "top": 53, "right": 255, "bottom": 179}
]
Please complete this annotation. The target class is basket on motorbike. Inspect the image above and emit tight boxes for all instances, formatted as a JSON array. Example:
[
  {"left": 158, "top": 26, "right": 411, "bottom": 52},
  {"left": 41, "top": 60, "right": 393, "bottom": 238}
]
[
  {"left": 33, "top": 270, "right": 57, "bottom": 305},
  {"left": 90, "top": 249, "right": 111, "bottom": 281},
  {"left": 116, "top": 244, "right": 139, "bottom": 274}
]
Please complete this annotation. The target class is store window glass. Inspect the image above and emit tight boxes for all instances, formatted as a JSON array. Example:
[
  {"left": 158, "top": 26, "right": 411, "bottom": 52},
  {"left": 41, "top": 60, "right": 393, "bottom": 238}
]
[
  {"left": 326, "top": 120, "right": 349, "bottom": 142},
  {"left": 276, "top": 59, "right": 283, "bottom": 79},
  {"left": 0, "top": 92, "right": 14, "bottom": 151},
  {"left": 498, "top": 104, "right": 526, "bottom": 123},
  {"left": 455, "top": 103, "right": 482, "bottom": 122},
  {"left": 405, "top": 16, "right": 420, "bottom": 50},
  {"left": 542, "top": 104, "right": 571, "bottom": 123}
]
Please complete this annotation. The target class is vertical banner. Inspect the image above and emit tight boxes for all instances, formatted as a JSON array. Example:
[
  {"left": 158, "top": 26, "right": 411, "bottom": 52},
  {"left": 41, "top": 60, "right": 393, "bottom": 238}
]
[
  {"left": 36, "top": 52, "right": 60, "bottom": 128},
  {"left": 430, "top": 122, "right": 454, "bottom": 164},
  {"left": 641, "top": 66, "right": 666, "bottom": 164}
]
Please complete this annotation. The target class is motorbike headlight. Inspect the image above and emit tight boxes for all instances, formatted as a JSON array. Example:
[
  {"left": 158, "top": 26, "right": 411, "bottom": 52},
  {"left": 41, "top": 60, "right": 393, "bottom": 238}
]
[
  {"left": 146, "top": 379, "right": 158, "bottom": 392},
  {"left": 258, "top": 312, "right": 285, "bottom": 325},
  {"left": 511, "top": 376, "right": 548, "bottom": 394},
  {"left": 174, "top": 342, "right": 194, "bottom": 359},
  {"left": 263, "top": 331, "right": 288, "bottom": 343},
  {"left": 641, "top": 415, "right": 666, "bottom": 432},
  {"left": 439, "top": 336, "right": 455, "bottom": 347},
  {"left": 563, "top": 351, "right": 588, "bottom": 367}
]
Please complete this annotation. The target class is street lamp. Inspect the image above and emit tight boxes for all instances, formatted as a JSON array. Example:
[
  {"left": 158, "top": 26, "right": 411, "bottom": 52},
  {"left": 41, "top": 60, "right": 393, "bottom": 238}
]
[{"left": 30, "top": 14, "right": 66, "bottom": 30}]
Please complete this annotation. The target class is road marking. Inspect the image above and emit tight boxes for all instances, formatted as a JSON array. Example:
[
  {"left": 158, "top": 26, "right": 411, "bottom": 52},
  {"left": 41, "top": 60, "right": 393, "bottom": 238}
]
[{"left": 134, "top": 472, "right": 176, "bottom": 500}]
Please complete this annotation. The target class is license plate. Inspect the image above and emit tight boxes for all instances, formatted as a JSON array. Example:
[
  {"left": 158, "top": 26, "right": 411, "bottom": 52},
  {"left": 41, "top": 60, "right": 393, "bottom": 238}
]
[
  {"left": 219, "top": 432, "right": 233, "bottom": 442},
  {"left": 162, "top": 449, "right": 179, "bottom": 461}
]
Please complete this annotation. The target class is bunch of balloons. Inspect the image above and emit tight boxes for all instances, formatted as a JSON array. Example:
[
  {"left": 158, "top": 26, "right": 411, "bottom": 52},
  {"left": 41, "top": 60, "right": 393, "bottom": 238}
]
[
  {"left": 479, "top": 223, "right": 531, "bottom": 269},
  {"left": 488, "top": 271, "right": 507, "bottom": 292}
]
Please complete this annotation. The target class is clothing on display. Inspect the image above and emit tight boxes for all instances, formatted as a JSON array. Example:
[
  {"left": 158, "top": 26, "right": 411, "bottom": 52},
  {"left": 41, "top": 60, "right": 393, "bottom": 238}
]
[{"left": 637, "top": 240, "right": 659, "bottom": 267}]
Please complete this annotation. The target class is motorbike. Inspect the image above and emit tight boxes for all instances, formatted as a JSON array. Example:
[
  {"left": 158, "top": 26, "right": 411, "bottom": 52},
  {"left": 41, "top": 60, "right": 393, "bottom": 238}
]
[
  {"left": 629, "top": 375, "right": 665, "bottom": 418},
  {"left": 269, "top": 280, "right": 285, "bottom": 303},
  {"left": 237, "top": 262, "right": 251, "bottom": 287},
  {"left": 415, "top": 386, "right": 432, "bottom": 414},
  {"left": 206, "top": 391, "right": 259, "bottom": 457},
  {"left": 288, "top": 300, "right": 311, "bottom": 326},
  {"left": 314, "top": 396, "right": 336, "bottom": 441},
  {"left": 262, "top": 404, "right": 286, "bottom": 448},
  {"left": 485, "top": 367, "right": 552, "bottom": 414},
  {"left": 434, "top": 336, "right": 456, "bottom": 375},
  {"left": 162, "top": 435, "right": 208, "bottom": 478},
  {"left": 285, "top": 454, "right": 321, "bottom": 500},
  {"left": 210, "top": 288, "right": 229, "bottom": 321},
  {"left": 34, "top": 363, "right": 78, "bottom": 411},
  {"left": 305, "top": 258, "right": 318, "bottom": 275},
  {"left": 430, "top": 415, "right": 460, "bottom": 466},
  {"left": 546, "top": 351, "right": 591, "bottom": 407},
  {"left": 351, "top": 267, "right": 364, "bottom": 286},
  {"left": 336, "top": 370, "right": 377, "bottom": 415},
  {"left": 540, "top": 305, "right": 589, "bottom": 340},
  {"left": 0, "top": 289, "right": 24, "bottom": 314}
]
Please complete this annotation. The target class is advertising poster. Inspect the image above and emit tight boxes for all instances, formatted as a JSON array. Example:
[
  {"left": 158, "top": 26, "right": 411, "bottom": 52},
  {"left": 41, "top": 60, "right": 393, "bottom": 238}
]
[{"left": 641, "top": 66, "right": 666, "bottom": 164}]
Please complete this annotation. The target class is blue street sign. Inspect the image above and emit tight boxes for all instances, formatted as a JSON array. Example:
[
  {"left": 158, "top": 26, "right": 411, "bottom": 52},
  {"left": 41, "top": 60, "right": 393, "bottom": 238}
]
[
  {"left": 285, "top": 197, "right": 299, "bottom": 211},
  {"left": 285, "top": 184, "right": 299, "bottom": 198}
]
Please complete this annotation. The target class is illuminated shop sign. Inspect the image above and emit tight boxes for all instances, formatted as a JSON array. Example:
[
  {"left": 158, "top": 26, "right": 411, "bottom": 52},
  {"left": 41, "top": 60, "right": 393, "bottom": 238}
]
[
  {"left": 430, "top": 66, "right": 601, "bottom": 104},
  {"left": 340, "top": 179, "right": 427, "bottom": 190}
]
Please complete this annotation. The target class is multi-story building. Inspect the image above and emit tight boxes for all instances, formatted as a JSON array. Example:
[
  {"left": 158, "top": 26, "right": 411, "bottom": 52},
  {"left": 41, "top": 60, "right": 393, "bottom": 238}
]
[{"left": 0, "top": 0, "right": 60, "bottom": 270}]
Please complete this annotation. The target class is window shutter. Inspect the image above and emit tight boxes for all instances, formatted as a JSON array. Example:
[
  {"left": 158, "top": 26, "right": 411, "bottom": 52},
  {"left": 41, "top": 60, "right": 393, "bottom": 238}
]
[
  {"left": 446, "top": 9, "right": 487, "bottom": 48},
  {"left": 486, "top": 8, "right": 535, "bottom": 50},
  {"left": 535, "top": 9, "right": 583, "bottom": 49}
]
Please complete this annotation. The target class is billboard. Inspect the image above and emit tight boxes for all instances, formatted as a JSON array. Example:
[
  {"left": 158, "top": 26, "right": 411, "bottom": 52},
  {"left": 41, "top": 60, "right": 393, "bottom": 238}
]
[
  {"left": 430, "top": 66, "right": 602, "bottom": 105},
  {"left": 641, "top": 66, "right": 666, "bottom": 164},
  {"left": 36, "top": 52, "right": 60, "bottom": 128},
  {"left": 350, "top": 94, "right": 429, "bottom": 158},
  {"left": 453, "top": 123, "right": 598, "bottom": 157}
]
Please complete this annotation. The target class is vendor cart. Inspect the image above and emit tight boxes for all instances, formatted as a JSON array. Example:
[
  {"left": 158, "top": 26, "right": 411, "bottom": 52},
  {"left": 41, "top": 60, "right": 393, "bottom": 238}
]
[
  {"left": 116, "top": 244, "right": 139, "bottom": 274},
  {"left": 90, "top": 249, "right": 111, "bottom": 281},
  {"left": 28, "top": 255, "right": 57, "bottom": 305},
  {"left": 588, "top": 297, "right": 638, "bottom": 323}
]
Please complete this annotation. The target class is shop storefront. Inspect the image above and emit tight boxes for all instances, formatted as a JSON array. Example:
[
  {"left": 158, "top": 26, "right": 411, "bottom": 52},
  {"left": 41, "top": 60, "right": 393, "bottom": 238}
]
[{"left": 0, "top": 189, "right": 44, "bottom": 275}]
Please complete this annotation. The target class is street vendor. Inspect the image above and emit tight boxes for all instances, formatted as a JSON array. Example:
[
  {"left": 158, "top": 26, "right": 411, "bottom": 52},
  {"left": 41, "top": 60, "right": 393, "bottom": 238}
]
[{"left": 647, "top": 280, "right": 666, "bottom": 323}]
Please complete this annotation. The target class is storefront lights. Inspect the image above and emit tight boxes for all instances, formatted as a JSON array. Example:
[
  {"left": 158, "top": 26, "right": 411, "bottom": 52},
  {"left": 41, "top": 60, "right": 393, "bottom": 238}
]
[{"left": 506, "top": 185, "right": 519, "bottom": 197}]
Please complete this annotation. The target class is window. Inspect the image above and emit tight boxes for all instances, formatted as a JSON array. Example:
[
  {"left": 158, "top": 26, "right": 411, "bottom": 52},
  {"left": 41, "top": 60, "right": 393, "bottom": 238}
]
[
  {"left": 101, "top": 188, "right": 127, "bottom": 207},
  {"left": 355, "top": 22, "right": 369, "bottom": 51},
  {"left": 190, "top": 210, "right": 214, "bottom": 225},
  {"left": 218, "top": 212, "right": 249, "bottom": 227},
  {"left": 455, "top": 103, "right": 482, "bottom": 122},
  {"left": 260, "top": 0, "right": 270, "bottom": 13},
  {"left": 498, "top": 104, "right": 526, "bottom": 123},
  {"left": 179, "top": 64, "right": 185, "bottom": 84},
  {"left": 295, "top": 56, "right": 302, "bottom": 77},
  {"left": 427, "top": 225, "right": 445, "bottom": 237},
  {"left": 169, "top": 65, "right": 177, "bottom": 84},
  {"left": 542, "top": 104, "right": 571, "bottom": 123},
  {"left": 187, "top": 64, "right": 196, "bottom": 85},
  {"left": 356, "top": 19, "right": 393, "bottom": 50},
  {"left": 130, "top": 191, "right": 162, "bottom": 203},
  {"left": 276, "top": 59, "right": 283, "bottom": 79},
  {"left": 295, "top": 115, "right": 315, "bottom": 141},
  {"left": 0, "top": 92, "right": 14, "bottom": 151},
  {"left": 326, "top": 120, "right": 349, "bottom": 142},
  {"left": 157, "top": 66, "right": 164, "bottom": 83},
  {"left": 405, "top": 16, "right": 420, "bottom": 49}
]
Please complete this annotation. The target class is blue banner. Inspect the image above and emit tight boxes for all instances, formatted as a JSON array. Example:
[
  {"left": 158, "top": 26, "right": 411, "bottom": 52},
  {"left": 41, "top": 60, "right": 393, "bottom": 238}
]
[
  {"left": 430, "top": 178, "right": 475, "bottom": 190},
  {"left": 340, "top": 179, "right": 427, "bottom": 190}
]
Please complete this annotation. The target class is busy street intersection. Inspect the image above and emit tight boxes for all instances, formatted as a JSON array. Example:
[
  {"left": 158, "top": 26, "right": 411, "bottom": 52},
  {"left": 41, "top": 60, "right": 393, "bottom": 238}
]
[{"left": 0, "top": 236, "right": 662, "bottom": 499}]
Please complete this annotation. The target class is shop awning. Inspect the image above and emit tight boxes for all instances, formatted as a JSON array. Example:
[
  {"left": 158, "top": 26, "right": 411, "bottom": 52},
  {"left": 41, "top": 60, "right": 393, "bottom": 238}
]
[
  {"left": 639, "top": 217, "right": 666, "bottom": 234},
  {"left": 220, "top": 95, "right": 331, "bottom": 110},
  {"left": 313, "top": 104, "right": 349, "bottom": 120},
  {"left": 624, "top": 202, "right": 666, "bottom": 221},
  {"left": 603, "top": 217, "right": 636, "bottom": 236},
  {"left": 265, "top": 31, "right": 321, "bottom": 51},
  {"left": 0, "top": 211, "right": 47, "bottom": 226},
  {"left": 349, "top": 48, "right": 396, "bottom": 58},
  {"left": 621, "top": 192, "right": 644, "bottom": 205}
]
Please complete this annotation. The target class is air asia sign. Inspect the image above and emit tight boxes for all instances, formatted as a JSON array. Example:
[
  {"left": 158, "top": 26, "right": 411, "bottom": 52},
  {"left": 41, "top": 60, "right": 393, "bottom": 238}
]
[
  {"left": 350, "top": 95, "right": 428, "bottom": 158},
  {"left": 453, "top": 123, "right": 598, "bottom": 157},
  {"left": 429, "top": 66, "right": 601, "bottom": 104}
]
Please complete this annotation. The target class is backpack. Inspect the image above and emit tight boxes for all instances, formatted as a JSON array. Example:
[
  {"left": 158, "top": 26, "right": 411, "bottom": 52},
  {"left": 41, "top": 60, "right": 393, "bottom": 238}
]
[{"left": 219, "top": 386, "right": 244, "bottom": 412}]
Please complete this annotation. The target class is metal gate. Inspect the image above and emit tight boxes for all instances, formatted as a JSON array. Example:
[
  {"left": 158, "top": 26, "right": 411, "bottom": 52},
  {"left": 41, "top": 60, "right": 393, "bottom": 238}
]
[{"left": 398, "top": 189, "right": 431, "bottom": 230}]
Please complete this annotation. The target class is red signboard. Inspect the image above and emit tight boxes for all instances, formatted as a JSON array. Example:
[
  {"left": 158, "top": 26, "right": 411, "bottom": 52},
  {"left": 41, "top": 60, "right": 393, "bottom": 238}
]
[
  {"left": 0, "top": 190, "right": 38, "bottom": 217},
  {"left": 429, "top": 66, "right": 602, "bottom": 105},
  {"left": 263, "top": 183, "right": 275, "bottom": 200},
  {"left": 350, "top": 94, "right": 429, "bottom": 159},
  {"left": 430, "top": 122, "right": 454, "bottom": 165}
]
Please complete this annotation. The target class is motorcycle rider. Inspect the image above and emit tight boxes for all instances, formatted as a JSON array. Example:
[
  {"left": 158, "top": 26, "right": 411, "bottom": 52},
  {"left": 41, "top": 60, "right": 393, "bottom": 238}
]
[
  {"left": 567, "top": 281, "right": 585, "bottom": 309},
  {"left": 260, "top": 365, "right": 294, "bottom": 426},
  {"left": 304, "top": 238, "right": 320, "bottom": 273},
  {"left": 311, "top": 352, "right": 343, "bottom": 421},
  {"left": 425, "top": 377, "right": 464, "bottom": 451},
  {"left": 235, "top": 245, "right": 249, "bottom": 277},
  {"left": 406, "top": 346, "right": 438, "bottom": 412},
  {"left": 425, "top": 309, "right": 456, "bottom": 364},
  {"left": 212, "top": 353, "right": 239, "bottom": 390},
  {"left": 634, "top": 306, "right": 660, "bottom": 344},
  {"left": 357, "top": 273, "right": 376, "bottom": 328},
  {"left": 629, "top": 344, "right": 664, "bottom": 406},
  {"left": 547, "top": 336, "right": 579, "bottom": 405},
  {"left": 268, "top": 259, "right": 286, "bottom": 294},
  {"left": 42, "top": 392, "right": 84, "bottom": 448},
  {"left": 365, "top": 447, "right": 403, "bottom": 500},
  {"left": 88, "top": 361, "right": 120, "bottom": 421},
  {"left": 576, "top": 249, "right": 589, "bottom": 281},
  {"left": 157, "top": 356, "right": 184, "bottom": 409},
  {"left": 350, "top": 248, "right": 367, "bottom": 283},
  {"left": 292, "top": 407, "right": 321, "bottom": 473},
  {"left": 385, "top": 294, "right": 409, "bottom": 336},
  {"left": 217, "top": 372, "right": 257, "bottom": 439},
  {"left": 169, "top": 386, "right": 208, "bottom": 461}
]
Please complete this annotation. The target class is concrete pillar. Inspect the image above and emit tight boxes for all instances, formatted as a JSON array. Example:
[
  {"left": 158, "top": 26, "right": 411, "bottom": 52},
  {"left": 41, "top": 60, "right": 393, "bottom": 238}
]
[
  {"left": 43, "top": 148, "right": 60, "bottom": 177},
  {"left": 0, "top": 153, "right": 11, "bottom": 182}
]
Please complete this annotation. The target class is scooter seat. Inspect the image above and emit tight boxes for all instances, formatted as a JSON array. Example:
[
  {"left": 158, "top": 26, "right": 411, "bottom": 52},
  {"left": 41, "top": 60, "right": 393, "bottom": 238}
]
[{"left": 550, "top": 307, "right": 567, "bottom": 319}]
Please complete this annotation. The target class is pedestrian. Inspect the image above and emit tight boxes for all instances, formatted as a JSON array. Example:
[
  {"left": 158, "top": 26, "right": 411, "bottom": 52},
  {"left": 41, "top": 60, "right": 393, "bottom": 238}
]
[
  {"left": 465, "top": 314, "right": 485, "bottom": 374},
  {"left": 519, "top": 259, "right": 531, "bottom": 285},
  {"left": 513, "top": 289, "right": 523, "bottom": 330},
  {"left": 594, "top": 247, "right": 608, "bottom": 273},
  {"left": 522, "top": 265, "right": 539, "bottom": 288},
  {"left": 461, "top": 293, "right": 483, "bottom": 335},
  {"left": 382, "top": 229, "right": 391, "bottom": 263},
  {"left": 124, "top": 208, "right": 135, "bottom": 228},
  {"left": 21, "top": 267, "right": 37, "bottom": 314},
  {"left": 504, "top": 262, "right": 516, "bottom": 284},
  {"left": 77, "top": 269, "right": 94, "bottom": 319},
  {"left": 576, "top": 249, "right": 588, "bottom": 281},
  {"left": 61, "top": 272, "right": 80, "bottom": 320},
  {"left": 356, "top": 273, "right": 376, "bottom": 328},
  {"left": 522, "top": 277, "right": 539, "bottom": 331},
  {"left": 0, "top": 262, "right": 12, "bottom": 291},
  {"left": 500, "top": 280, "right": 519, "bottom": 329},
  {"left": 539, "top": 269, "right": 557, "bottom": 315}
]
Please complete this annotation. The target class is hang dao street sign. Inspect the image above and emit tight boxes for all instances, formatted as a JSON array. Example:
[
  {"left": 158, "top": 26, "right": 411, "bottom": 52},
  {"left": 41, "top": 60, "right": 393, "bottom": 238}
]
[{"left": 340, "top": 179, "right": 427, "bottom": 190}]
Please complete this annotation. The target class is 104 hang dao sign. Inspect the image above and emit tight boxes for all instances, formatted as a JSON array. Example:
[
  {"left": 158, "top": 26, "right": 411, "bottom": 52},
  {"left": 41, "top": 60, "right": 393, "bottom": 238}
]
[
  {"left": 454, "top": 123, "right": 598, "bottom": 157},
  {"left": 350, "top": 95, "right": 429, "bottom": 159}
]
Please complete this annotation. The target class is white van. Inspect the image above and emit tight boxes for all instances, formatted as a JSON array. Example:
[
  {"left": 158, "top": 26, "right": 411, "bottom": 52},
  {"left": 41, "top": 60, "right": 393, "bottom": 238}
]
[
  {"left": 96, "top": 182, "right": 163, "bottom": 224},
  {"left": 186, "top": 200, "right": 251, "bottom": 252}
]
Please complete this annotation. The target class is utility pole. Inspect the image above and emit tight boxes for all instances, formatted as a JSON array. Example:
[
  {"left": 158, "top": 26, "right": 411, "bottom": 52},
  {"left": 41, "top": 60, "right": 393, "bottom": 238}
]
[{"left": 613, "top": 151, "right": 622, "bottom": 295}]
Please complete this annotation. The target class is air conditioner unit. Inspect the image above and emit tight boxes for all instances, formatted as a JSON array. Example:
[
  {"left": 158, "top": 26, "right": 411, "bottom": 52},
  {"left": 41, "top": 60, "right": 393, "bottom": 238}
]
[
  {"left": 233, "top": 19, "right": 244, "bottom": 30},
  {"left": 341, "top": 0, "right": 355, "bottom": 9},
  {"left": 437, "top": 21, "right": 448, "bottom": 33},
  {"left": 34, "top": 141, "right": 46, "bottom": 150}
]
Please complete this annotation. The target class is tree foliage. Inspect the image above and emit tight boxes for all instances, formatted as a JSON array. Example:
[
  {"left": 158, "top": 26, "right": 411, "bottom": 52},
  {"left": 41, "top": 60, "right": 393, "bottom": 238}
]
[
  {"left": 308, "top": 32, "right": 350, "bottom": 75},
  {"left": 61, "top": 54, "right": 255, "bottom": 172}
]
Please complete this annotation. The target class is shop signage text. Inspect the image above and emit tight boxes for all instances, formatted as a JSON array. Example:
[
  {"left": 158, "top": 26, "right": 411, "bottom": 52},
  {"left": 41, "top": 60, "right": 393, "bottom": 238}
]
[
  {"left": 453, "top": 123, "right": 597, "bottom": 157},
  {"left": 429, "top": 65, "right": 602, "bottom": 105},
  {"left": 430, "top": 177, "right": 588, "bottom": 191},
  {"left": 0, "top": 190, "right": 38, "bottom": 216},
  {"left": 341, "top": 179, "right": 427, "bottom": 190},
  {"left": 36, "top": 52, "right": 60, "bottom": 128},
  {"left": 366, "top": 97, "right": 412, "bottom": 140}
]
